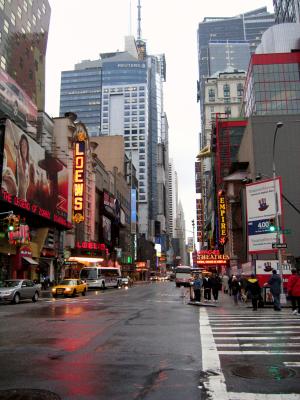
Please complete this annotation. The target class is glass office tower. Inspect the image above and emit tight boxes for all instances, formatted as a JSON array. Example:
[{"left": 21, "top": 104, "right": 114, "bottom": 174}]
[{"left": 0, "top": 0, "right": 51, "bottom": 109}]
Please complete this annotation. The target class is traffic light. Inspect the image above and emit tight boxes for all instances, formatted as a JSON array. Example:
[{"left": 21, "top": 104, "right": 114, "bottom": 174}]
[
  {"left": 269, "top": 218, "right": 276, "bottom": 232},
  {"left": 211, "top": 128, "right": 217, "bottom": 153}
]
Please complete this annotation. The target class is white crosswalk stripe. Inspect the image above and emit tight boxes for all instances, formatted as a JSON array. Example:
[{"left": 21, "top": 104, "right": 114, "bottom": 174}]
[{"left": 199, "top": 307, "right": 300, "bottom": 400}]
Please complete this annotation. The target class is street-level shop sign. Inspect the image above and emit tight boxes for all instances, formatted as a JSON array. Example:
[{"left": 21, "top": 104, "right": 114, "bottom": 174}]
[{"left": 196, "top": 250, "right": 229, "bottom": 265}]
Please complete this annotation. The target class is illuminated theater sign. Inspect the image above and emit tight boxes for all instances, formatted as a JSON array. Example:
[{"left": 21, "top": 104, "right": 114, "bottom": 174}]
[
  {"left": 72, "top": 125, "right": 87, "bottom": 224},
  {"left": 196, "top": 250, "right": 229, "bottom": 265},
  {"left": 218, "top": 190, "right": 228, "bottom": 245}
]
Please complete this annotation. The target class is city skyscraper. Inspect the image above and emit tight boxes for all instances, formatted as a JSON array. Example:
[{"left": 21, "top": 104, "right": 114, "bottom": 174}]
[
  {"left": 197, "top": 7, "right": 275, "bottom": 147},
  {"left": 0, "top": 0, "right": 51, "bottom": 109},
  {"left": 59, "top": 36, "right": 168, "bottom": 240}
]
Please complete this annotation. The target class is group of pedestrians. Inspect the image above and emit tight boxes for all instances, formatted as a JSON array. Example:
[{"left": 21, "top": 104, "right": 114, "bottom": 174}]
[
  {"left": 192, "top": 272, "right": 222, "bottom": 303},
  {"left": 190, "top": 268, "right": 300, "bottom": 313}
]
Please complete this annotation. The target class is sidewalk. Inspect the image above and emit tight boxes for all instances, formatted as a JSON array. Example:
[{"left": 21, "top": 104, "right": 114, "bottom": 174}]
[{"left": 203, "top": 290, "right": 291, "bottom": 310}]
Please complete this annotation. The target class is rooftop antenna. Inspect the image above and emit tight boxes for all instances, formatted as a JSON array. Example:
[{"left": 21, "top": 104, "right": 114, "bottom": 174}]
[{"left": 137, "top": 0, "right": 142, "bottom": 41}]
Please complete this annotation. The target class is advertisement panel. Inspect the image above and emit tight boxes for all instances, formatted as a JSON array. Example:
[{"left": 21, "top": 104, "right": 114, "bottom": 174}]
[
  {"left": 0, "top": 69, "right": 37, "bottom": 132},
  {"left": 255, "top": 259, "right": 292, "bottom": 289},
  {"left": 0, "top": 119, "right": 69, "bottom": 227},
  {"left": 102, "top": 215, "right": 111, "bottom": 242},
  {"left": 246, "top": 178, "right": 283, "bottom": 253}
]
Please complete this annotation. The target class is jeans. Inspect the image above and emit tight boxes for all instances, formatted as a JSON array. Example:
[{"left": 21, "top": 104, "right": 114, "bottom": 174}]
[
  {"left": 212, "top": 288, "right": 219, "bottom": 300},
  {"left": 273, "top": 293, "right": 281, "bottom": 310},
  {"left": 194, "top": 289, "right": 201, "bottom": 302},
  {"left": 204, "top": 288, "right": 211, "bottom": 300},
  {"left": 291, "top": 296, "right": 300, "bottom": 312}
]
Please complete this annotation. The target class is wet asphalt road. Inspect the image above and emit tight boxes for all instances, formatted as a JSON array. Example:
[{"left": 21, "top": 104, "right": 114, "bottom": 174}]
[{"left": 0, "top": 282, "right": 204, "bottom": 400}]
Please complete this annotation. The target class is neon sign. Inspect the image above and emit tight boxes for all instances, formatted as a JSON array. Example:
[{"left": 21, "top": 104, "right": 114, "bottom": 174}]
[
  {"left": 218, "top": 191, "right": 228, "bottom": 245},
  {"left": 72, "top": 126, "right": 87, "bottom": 223}
]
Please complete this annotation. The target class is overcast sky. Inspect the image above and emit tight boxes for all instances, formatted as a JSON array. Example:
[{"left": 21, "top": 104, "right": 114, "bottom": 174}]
[{"left": 45, "top": 0, "right": 274, "bottom": 238}]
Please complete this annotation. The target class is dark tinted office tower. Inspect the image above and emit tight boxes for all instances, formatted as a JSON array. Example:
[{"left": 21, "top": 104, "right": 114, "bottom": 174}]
[
  {"left": 273, "top": 0, "right": 300, "bottom": 22},
  {"left": 60, "top": 60, "right": 102, "bottom": 136},
  {"left": 197, "top": 7, "right": 274, "bottom": 147},
  {"left": 0, "top": 0, "right": 51, "bottom": 109}
]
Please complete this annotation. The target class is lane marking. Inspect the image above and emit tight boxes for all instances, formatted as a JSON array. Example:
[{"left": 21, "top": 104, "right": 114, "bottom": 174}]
[
  {"left": 210, "top": 319, "right": 298, "bottom": 324},
  {"left": 219, "top": 351, "right": 300, "bottom": 355},
  {"left": 212, "top": 326, "right": 299, "bottom": 330},
  {"left": 199, "top": 308, "right": 229, "bottom": 399},
  {"left": 284, "top": 362, "right": 300, "bottom": 367},
  {"left": 215, "top": 336, "right": 300, "bottom": 340},
  {"left": 217, "top": 343, "right": 300, "bottom": 348},
  {"left": 199, "top": 308, "right": 300, "bottom": 400}
]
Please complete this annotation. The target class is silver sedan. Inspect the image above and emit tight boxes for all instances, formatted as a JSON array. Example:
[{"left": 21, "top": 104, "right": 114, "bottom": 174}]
[{"left": 0, "top": 279, "right": 41, "bottom": 304}]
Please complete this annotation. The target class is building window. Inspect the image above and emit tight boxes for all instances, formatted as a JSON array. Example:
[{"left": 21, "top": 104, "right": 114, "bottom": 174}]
[
  {"left": 0, "top": 0, "right": 4, "bottom": 10},
  {"left": 225, "top": 106, "right": 231, "bottom": 116},
  {"left": 4, "top": 20, "right": 9, "bottom": 34},
  {"left": 208, "top": 89, "right": 215, "bottom": 102},
  {"left": 11, "top": 13, "right": 16, "bottom": 26},
  {"left": 17, "top": 6, "right": 22, "bottom": 18},
  {"left": 23, "top": 0, "right": 28, "bottom": 12},
  {"left": 27, "top": 20, "right": 31, "bottom": 32},
  {"left": 223, "top": 84, "right": 230, "bottom": 98},
  {"left": 237, "top": 83, "right": 244, "bottom": 97},
  {"left": 0, "top": 56, "right": 7, "bottom": 70},
  {"left": 42, "top": 3, "right": 46, "bottom": 13},
  {"left": 37, "top": 8, "right": 41, "bottom": 18}
]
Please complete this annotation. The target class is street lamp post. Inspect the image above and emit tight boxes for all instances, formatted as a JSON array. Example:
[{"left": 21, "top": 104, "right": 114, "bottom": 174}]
[{"left": 272, "top": 121, "right": 286, "bottom": 304}]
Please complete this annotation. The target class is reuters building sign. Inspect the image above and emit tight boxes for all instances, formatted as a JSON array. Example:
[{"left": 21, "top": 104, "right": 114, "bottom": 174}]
[{"left": 72, "top": 125, "right": 87, "bottom": 224}]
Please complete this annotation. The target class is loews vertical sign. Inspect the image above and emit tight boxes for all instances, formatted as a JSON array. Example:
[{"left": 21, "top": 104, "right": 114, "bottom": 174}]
[
  {"left": 72, "top": 125, "right": 87, "bottom": 223},
  {"left": 218, "top": 190, "right": 227, "bottom": 245}
]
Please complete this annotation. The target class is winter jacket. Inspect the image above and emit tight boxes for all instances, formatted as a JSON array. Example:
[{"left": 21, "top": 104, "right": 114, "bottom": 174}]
[
  {"left": 193, "top": 277, "right": 203, "bottom": 290},
  {"left": 246, "top": 278, "right": 261, "bottom": 299},
  {"left": 203, "top": 277, "right": 212, "bottom": 289},
  {"left": 231, "top": 280, "right": 241, "bottom": 295},
  {"left": 287, "top": 274, "right": 300, "bottom": 297},
  {"left": 210, "top": 276, "right": 222, "bottom": 290},
  {"left": 268, "top": 274, "right": 282, "bottom": 295}
]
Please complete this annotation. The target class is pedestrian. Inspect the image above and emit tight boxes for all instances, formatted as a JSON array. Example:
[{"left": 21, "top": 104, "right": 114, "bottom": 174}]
[
  {"left": 203, "top": 274, "right": 212, "bottom": 301},
  {"left": 265, "top": 270, "right": 282, "bottom": 311},
  {"left": 287, "top": 268, "right": 300, "bottom": 315},
  {"left": 193, "top": 273, "right": 203, "bottom": 302},
  {"left": 231, "top": 275, "right": 241, "bottom": 305},
  {"left": 211, "top": 273, "right": 222, "bottom": 302},
  {"left": 222, "top": 274, "right": 229, "bottom": 294},
  {"left": 246, "top": 274, "right": 261, "bottom": 311},
  {"left": 228, "top": 275, "right": 233, "bottom": 296},
  {"left": 240, "top": 273, "right": 249, "bottom": 303}
]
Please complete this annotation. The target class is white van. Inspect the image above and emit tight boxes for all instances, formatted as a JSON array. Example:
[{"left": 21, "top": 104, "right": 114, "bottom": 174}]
[{"left": 80, "top": 266, "right": 122, "bottom": 289}]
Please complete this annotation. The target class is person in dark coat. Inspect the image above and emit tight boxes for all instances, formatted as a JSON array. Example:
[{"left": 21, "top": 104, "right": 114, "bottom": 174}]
[
  {"left": 266, "top": 270, "right": 282, "bottom": 311},
  {"left": 246, "top": 274, "right": 261, "bottom": 311},
  {"left": 203, "top": 275, "right": 212, "bottom": 301},
  {"left": 231, "top": 276, "right": 241, "bottom": 305},
  {"left": 210, "top": 273, "right": 222, "bottom": 302}
]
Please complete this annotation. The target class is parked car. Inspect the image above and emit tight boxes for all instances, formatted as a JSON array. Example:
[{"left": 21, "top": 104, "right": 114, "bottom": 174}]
[
  {"left": 51, "top": 279, "right": 87, "bottom": 298},
  {"left": 0, "top": 279, "right": 41, "bottom": 304}
]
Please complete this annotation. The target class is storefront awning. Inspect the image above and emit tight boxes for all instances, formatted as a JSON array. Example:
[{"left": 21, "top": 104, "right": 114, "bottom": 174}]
[{"left": 22, "top": 257, "right": 39, "bottom": 265}]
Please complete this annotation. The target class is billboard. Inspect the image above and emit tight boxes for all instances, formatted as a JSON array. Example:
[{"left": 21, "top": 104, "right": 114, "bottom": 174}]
[
  {"left": 246, "top": 178, "right": 283, "bottom": 253},
  {"left": 131, "top": 188, "right": 137, "bottom": 234},
  {"left": 0, "top": 119, "right": 69, "bottom": 227},
  {"left": 0, "top": 69, "right": 37, "bottom": 132},
  {"left": 102, "top": 215, "right": 111, "bottom": 242}
]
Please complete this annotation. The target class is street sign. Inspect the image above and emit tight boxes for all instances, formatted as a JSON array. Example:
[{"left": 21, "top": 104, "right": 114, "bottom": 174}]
[{"left": 272, "top": 243, "right": 287, "bottom": 249}]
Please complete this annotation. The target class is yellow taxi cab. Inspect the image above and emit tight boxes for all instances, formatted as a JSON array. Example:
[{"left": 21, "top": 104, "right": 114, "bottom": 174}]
[{"left": 51, "top": 279, "right": 87, "bottom": 298}]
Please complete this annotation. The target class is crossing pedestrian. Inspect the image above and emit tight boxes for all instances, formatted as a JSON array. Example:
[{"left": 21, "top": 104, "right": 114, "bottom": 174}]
[
  {"left": 211, "top": 273, "right": 222, "bottom": 302},
  {"left": 231, "top": 275, "right": 241, "bottom": 305},
  {"left": 246, "top": 274, "right": 261, "bottom": 311},
  {"left": 193, "top": 273, "right": 203, "bottom": 303},
  {"left": 287, "top": 269, "right": 300, "bottom": 315},
  {"left": 203, "top": 274, "right": 212, "bottom": 301},
  {"left": 265, "top": 270, "right": 282, "bottom": 311},
  {"left": 222, "top": 274, "right": 229, "bottom": 294}
]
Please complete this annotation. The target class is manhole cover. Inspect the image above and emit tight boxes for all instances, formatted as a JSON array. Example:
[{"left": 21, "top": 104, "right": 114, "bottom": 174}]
[
  {"left": 0, "top": 389, "right": 61, "bottom": 400},
  {"left": 231, "top": 364, "right": 296, "bottom": 380}
]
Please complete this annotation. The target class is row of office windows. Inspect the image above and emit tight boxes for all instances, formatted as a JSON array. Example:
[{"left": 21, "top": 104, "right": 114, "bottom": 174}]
[{"left": 208, "top": 83, "right": 244, "bottom": 102}]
